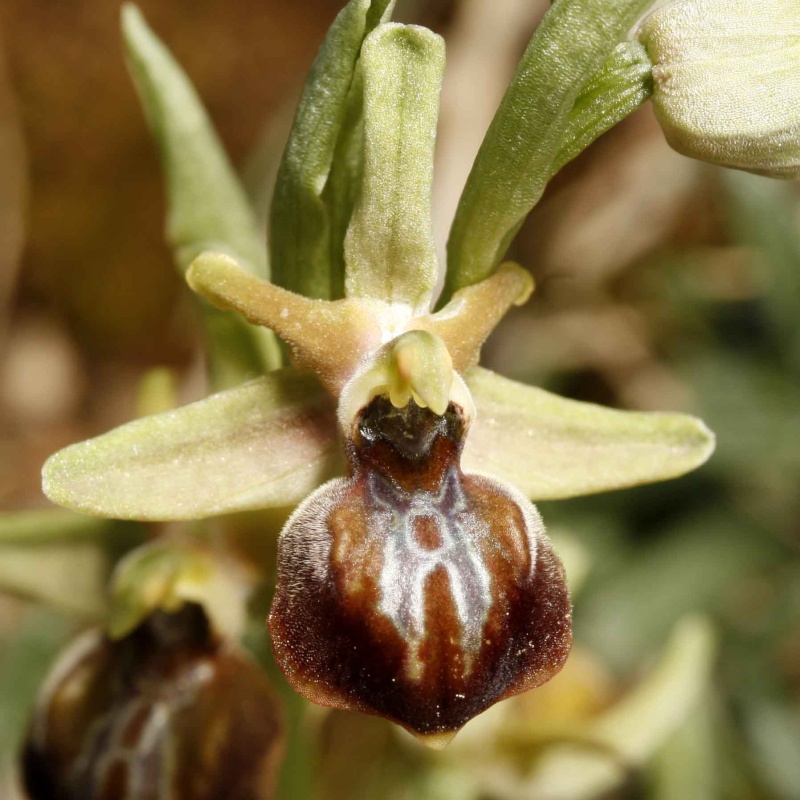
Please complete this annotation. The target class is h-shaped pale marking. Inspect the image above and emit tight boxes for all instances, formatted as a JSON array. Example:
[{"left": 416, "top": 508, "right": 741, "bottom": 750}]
[{"left": 370, "top": 468, "right": 492, "bottom": 672}]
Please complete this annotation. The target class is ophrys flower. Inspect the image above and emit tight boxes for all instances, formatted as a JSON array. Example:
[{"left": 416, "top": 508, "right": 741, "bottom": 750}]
[{"left": 41, "top": 2, "right": 715, "bottom": 746}]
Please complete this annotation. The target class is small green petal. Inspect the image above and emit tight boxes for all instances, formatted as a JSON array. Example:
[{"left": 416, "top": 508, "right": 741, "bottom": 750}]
[
  {"left": 344, "top": 23, "right": 444, "bottom": 310},
  {"left": 444, "top": 0, "right": 653, "bottom": 301},
  {"left": 462, "top": 368, "right": 715, "bottom": 500},
  {"left": 42, "top": 370, "right": 341, "bottom": 521},
  {"left": 270, "top": 0, "right": 394, "bottom": 299}
]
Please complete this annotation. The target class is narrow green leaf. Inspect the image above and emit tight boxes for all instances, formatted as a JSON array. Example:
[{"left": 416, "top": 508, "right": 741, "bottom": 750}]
[
  {"left": 550, "top": 41, "right": 653, "bottom": 176},
  {"left": 462, "top": 368, "right": 715, "bottom": 500},
  {"left": 122, "top": 4, "right": 266, "bottom": 275},
  {"left": 43, "top": 370, "right": 341, "bottom": 520},
  {"left": 444, "top": 0, "right": 653, "bottom": 301},
  {"left": 269, "top": 0, "right": 394, "bottom": 299},
  {"left": 344, "top": 24, "right": 444, "bottom": 309},
  {"left": 122, "top": 4, "right": 281, "bottom": 378}
]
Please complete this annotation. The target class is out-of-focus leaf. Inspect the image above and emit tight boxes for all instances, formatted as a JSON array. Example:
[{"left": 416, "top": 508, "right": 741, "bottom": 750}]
[
  {"left": 0, "top": 609, "right": 73, "bottom": 756},
  {"left": 650, "top": 700, "right": 719, "bottom": 800},
  {"left": 0, "top": 512, "right": 116, "bottom": 618},
  {"left": 742, "top": 697, "right": 800, "bottom": 800},
  {"left": 269, "top": 0, "right": 394, "bottom": 299},
  {"left": 444, "top": 0, "right": 653, "bottom": 301},
  {"left": 722, "top": 170, "right": 800, "bottom": 367},
  {"left": 122, "top": 5, "right": 281, "bottom": 378},
  {"left": 462, "top": 367, "right": 715, "bottom": 501},
  {"left": 490, "top": 619, "right": 714, "bottom": 800},
  {"left": 0, "top": 509, "right": 119, "bottom": 546},
  {"left": 344, "top": 24, "right": 444, "bottom": 310},
  {"left": 590, "top": 618, "right": 714, "bottom": 763},
  {"left": 43, "top": 369, "right": 340, "bottom": 521},
  {"left": 682, "top": 352, "right": 800, "bottom": 528},
  {"left": 122, "top": 4, "right": 265, "bottom": 276},
  {"left": 576, "top": 510, "right": 780, "bottom": 671}
]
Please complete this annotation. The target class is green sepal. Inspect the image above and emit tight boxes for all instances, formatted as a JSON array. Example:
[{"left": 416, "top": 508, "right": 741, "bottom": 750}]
[
  {"left": 444, "top": 0, "right": 653, "bottom": 302},
  {"left": 322, "top": 64, "right": 366, "bottom": 301},
  {"left": 462, "top": 367, "right": 715, "bottom": 500},
  {"left": 269, "top": 0, "right": 394, "bottom": 300},
  {"left": 42, "top": 369, "right": 341, "bottom": 521},
  {"left": 122, "top": 5, "right": 281, "bottom": 380},
  {"left": 344, "top": 23, "right": 444, "bottom": 310}
]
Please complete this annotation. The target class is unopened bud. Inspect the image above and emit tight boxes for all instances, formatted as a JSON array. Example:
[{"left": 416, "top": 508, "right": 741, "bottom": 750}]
[
  {"left": 638, "top": 0, "right": 800, "bottom": 178},
  {"left": 23, "top": 604, "right": 283, "bottom": 800}
]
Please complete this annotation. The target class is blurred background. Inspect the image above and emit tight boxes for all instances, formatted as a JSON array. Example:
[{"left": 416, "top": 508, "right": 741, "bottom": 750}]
[{"left": 1, "top": 0, "right": 798, "bottom": 798}]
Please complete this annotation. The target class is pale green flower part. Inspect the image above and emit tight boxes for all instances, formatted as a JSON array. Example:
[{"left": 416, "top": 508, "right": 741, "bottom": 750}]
[
  {"left": 41, "top": 12, "right": 716, "bottom": 523},
  {"left": 107, "top": 541, "right": 248, "bottom": 641},
  {"left": 638, "top": 0, "right": 800, "bottom": 178}
]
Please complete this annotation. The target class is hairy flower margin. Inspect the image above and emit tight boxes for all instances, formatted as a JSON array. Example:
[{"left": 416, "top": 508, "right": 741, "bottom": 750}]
[{"left": 41, "top": 0, "right": 799, "bottom": 750}]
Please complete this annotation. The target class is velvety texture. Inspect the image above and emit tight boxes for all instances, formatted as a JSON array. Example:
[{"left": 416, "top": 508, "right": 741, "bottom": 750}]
[
  {"left": 269, "top": 397, "right": 572, "bottom": 743},
  {"left": 23, "top": 605, "right": 284, "bottom": 800}
]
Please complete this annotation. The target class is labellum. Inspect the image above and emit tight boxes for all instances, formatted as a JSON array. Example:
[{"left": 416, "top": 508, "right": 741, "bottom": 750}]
[
  {"left": 183, "top": 255, "right": 572, "bottom": 744},
  {"left": 269, "top": 391, "right": 572, "bottom": 747},
  {"left": 23, "top": 604, "right": 284, "bottom": 800}
]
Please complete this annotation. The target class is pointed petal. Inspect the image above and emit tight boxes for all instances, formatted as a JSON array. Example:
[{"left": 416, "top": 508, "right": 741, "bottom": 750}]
[
  {"left": 270, "top": 0, "right": 395, "bottom": 299},
  {"left": 462, "top": 368, "right": 715, "bottom": 500},
  {"left": 345, "top": 24, "right": 444, "bottom": 310},
  {"left": 420, "top": 263, "right": 533, "bottom": 372},
  {"left": 43, "top": 370, "right": 341, "bottom": 521},
  {"left": 121, "top": 5, "right": 281, "bottom": 378},
  {"left": 187, "top": 252, "right": 382, "bottom": 391}
]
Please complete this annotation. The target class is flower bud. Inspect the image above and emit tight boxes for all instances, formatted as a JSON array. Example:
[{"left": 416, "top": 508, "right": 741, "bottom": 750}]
[
  {"left": 638, "top": 0, "right": 800, "bottom": 177},
  {"left": 23, "top": 604, "right": 283, "bottom": 800},
  {"left": 269, "top": 394, "right": 572, "bottom": 747}
]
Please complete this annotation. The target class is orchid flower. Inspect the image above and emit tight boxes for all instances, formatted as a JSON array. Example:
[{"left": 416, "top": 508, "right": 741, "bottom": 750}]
[{"left": 39, "top": 0, "right": 716, "bottom": 748}]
